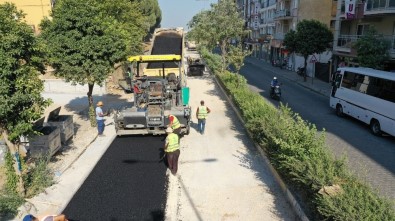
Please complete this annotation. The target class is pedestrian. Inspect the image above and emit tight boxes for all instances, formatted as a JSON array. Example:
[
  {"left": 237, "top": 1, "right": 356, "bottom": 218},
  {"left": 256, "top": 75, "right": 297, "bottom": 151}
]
[
  {"left": 167, "top": 114, "right": 182, "bottom": 137},
  {"left": 96, "top": 101, "right": 105, "bottom": 136},
  {"left": 164, "top": 127, "right": 180, "bottom": 175},
  {"left": 196, "top": 100, "right": 211, "bottom": 134},
  {"left": 23, "top": 213, "right": 69, "bottom": 221}
]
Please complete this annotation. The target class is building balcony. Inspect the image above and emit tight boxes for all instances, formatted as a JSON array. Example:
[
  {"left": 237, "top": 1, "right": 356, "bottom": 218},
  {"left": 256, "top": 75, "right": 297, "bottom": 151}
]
[
  {"left": 365, "top": 0, "right": 395, "bottom": 14},
  {"left": 335, "top": 34, "right": 395, "bottom": 59},
  {"left": 260, "top": 3, "right": 276, "bottom": 12},
  {"left": 274, "top": 9, "right": 292, "bottom": 20},
  {"left": 273, "top": 32, "right": 285, "bottom": 40},
  {"left": 259, "top": 22, "right": 275, "bottom": 28},
  {"left": 341, "top": 0, "right": 395, "bottom": 18},
  {"left": 260, "top": 17, "right": 274, "bottom": 24}
]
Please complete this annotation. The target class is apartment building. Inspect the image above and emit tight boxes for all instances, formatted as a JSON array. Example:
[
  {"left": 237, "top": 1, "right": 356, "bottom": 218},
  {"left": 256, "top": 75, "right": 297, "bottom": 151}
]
[
  {"left": 0, "top": 0, "right": 54, "bottom": 34},
  {"left": 333, "top": 0, "right": 395, "bottom": 71},
  {"left": 239, "top": 0, "right": 333, "bottom": 76},
  {"left": 272, "top": 0, "right": 333, "bottom": 72},
  {"left": 259, "top": 0, "right": 276, "bottom": 61}
]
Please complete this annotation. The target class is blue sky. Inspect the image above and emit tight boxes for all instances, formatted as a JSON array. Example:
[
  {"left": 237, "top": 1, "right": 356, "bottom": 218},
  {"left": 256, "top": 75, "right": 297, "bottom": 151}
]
[{"left": 158, "top": 0, "right": 218, "bottom": 31}]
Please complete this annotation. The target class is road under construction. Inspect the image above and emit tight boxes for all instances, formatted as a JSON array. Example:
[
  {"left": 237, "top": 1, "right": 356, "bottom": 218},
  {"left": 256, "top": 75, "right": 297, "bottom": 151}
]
[{"left": 58, "top": 28, "right": 296, "bottom": 220}]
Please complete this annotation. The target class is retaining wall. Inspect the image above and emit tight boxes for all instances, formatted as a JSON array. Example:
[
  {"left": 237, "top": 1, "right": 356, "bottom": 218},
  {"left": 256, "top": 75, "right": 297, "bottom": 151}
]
[{"left": 43, "top": 79, "right": 106, "bottom": 95}]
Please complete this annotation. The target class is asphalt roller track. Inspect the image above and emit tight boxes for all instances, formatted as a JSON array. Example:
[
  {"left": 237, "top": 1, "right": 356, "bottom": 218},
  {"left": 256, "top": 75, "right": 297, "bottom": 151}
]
[{"left": 63, "top": 136, "right": 168, "bottom": 221}]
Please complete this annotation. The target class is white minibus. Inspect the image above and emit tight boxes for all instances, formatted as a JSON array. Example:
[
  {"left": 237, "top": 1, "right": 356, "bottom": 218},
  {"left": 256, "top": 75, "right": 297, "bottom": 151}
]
[{"left": 330, "top": 67, "right": 395, "bottom": 136}]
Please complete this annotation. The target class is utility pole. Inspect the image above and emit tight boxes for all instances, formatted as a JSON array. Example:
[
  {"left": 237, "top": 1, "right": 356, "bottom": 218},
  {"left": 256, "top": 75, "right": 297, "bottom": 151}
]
[{"left": 333, "top": 0, "right": 343, "bottom": 68}]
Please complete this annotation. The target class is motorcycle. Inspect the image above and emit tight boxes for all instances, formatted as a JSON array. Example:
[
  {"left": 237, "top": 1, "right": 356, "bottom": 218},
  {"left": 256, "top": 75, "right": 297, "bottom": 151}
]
[
  {"left": 271, "top": 59, "right": 280, "bottom": 67},
  {"left": 297, "top": 66, "right": 305, "bottom": 76},
  {"left": 270, "top": 84, "right": 282, "bottom": 100},
  {"left": 279, "top": 59, "right": 287, "bottom": 69}
]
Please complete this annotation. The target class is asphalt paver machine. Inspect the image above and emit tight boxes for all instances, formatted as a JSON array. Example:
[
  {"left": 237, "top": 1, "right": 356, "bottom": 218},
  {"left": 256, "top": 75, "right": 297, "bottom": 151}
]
[{"left": 114, "top": 55, "right": 191, "bottom": 136}]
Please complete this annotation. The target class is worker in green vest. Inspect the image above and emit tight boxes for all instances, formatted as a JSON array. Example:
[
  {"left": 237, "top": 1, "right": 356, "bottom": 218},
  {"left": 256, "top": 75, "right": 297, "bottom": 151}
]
[
  {"left": 196, "top": 100, "right": 211, "bottom": 135},
  {"left": 164, "top": 127, "right": 180, "bottom": 175},
  {"left": 167, "top": 114, "right": 182, "bottom": 137}
]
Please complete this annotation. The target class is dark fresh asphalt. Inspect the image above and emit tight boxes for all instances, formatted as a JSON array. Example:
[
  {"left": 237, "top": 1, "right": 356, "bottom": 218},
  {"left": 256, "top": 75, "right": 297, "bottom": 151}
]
[{"left": 63, "top": 136, "right": 168, "bottom": 221}]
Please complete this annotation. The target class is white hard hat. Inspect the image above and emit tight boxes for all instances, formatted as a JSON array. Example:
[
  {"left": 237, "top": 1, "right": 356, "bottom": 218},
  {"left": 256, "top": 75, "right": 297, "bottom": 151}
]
[
  {"left": 273, "top": 77, "right": 277, "bottom": 80},
  {"left": 166, "top": 127, "right": 173, "bottom": 133}
]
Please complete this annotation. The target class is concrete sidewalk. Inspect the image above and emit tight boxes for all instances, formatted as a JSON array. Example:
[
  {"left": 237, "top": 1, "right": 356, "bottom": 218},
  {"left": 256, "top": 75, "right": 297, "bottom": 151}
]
[
  {"left": 245, "top": 57, "right": 332, "bottom": 98},
  {"left": 14, "top": 94, "right": 129, "bottom": 220}
]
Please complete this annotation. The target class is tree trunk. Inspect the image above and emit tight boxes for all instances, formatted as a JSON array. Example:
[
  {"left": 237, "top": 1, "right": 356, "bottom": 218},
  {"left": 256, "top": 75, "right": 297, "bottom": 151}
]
[
  {"left": 292, "top": 52, "right": 296, "bottom": 72},
  {"left": 304, "top": 55, "right": 308, "bottom": 82},
  {"left": 220, "top": 41, "right": 227, "bottom": 72},
  {"left": 88, "top": 83, "right": 96, "bottom": 127},
  {"left": 2, "top": 131, "right": 25, "bottom": 196}
]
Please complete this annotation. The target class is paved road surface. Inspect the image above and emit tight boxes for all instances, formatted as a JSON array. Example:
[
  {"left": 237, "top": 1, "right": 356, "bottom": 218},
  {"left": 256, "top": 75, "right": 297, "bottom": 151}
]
[
  {"left": 241, "top": 57, "right": 395, "bottom": 200},
  {"left": 63, "top": 136, "right": 168, "bottom": 221}
]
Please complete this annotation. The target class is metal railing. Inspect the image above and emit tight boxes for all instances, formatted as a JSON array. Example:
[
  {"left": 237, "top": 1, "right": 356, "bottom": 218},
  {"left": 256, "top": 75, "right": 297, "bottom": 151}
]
[
  {"left": 365, "top": 0, "right": 395, "bottom": 11},
  {"left": 274, "top": 9, "right": 291, "bottom": 18},
  {"left": 260, "top": 17, "right": 274, "bottom": 24},
  {"left": 336, "top": 34, "right": 395, "bottom": 56},
  {"left": 341, "top": 0, "right": 395, "bottom": 13},
  {"left": 260, "top": 0, "right": 277, "bottom": 8},
  {"left": 273, "top": 32, "right": 285, "bottom": 40}
]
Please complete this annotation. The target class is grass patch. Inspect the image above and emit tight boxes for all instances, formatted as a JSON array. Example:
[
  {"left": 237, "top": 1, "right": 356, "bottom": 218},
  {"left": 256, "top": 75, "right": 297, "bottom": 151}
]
[
  {"left": 23, "top": 156, "right": 55, "bottom": 198},
  {"left": 0, "top": 190, "right": 24, "bottom": 217},
  {"left": 0, "top": 151, "right": 54, "bottom": 217}
]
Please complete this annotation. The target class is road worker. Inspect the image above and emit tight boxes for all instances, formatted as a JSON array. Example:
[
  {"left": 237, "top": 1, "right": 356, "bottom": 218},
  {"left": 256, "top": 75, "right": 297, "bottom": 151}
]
[
  {"left": 96, "top": 101, "right": 105, "bottom": 136},
  {"left": 167, "top": 114, "right": 182, "bottom": 137},
  {"left": 196, "top": 100, "right": 211, "bottom": 134},
  {"left": 164, "top": 127, "right": 180, "bottom": 175}
]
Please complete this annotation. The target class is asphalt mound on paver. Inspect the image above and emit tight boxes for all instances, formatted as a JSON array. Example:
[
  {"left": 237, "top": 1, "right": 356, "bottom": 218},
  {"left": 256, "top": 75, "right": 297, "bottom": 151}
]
[{"left": 63, "top": 136, "right": 168, "bottom": 221}]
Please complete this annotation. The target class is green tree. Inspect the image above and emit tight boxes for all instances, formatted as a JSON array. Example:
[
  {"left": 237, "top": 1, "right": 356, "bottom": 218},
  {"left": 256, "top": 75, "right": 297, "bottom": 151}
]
[
  {"left": 283, "top": 20, "right": 333, "bottom": 81},
  {"left": 228, "top": 44, "right": 250, "bottom": 87},
  {"left": 133, "top": 0, "right": 161, "bottom": 33},
  {"left": 99, "top": 0, "right": 147, "bottom": 54},
  {"left": 40, "top": 0, "right": 132, "bottom": 126},
  {"left": 283, "top": 29, "right": 297, "bottom": 54},
  {"left": 283, "top": 29, "right": 297, "bottom": 70},
  {"left": 353, "top": 27, "right": 389, "bottom": 70},
  {"left": 187, "top": 10, "right": 211, "bottom": 44},
  {"left": 0, "top": 3, "right": 51, "bottom": 194},
  {"left": 187, "top": 0, "right": 248, "bottom": 72}
]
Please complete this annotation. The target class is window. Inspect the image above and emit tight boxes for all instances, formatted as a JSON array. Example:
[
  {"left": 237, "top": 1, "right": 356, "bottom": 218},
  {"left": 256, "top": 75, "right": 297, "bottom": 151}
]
[
  {"left": 353, "top": 75, "right": 368, "bottom": 93},
  {"left": 393, "top": 22, "right": 395, "bottom": 50},
  {"left": 357, "top": 24, "right": 370, "bottom": 36},
  {"left": 379, "top": 0, "right": 386, "bottom": 8},
  {"left": 294, "top": 0, "right": 298, "bottom": 9},
  {"left": 375, "top": 78, "right": 395, "bottom": 103},
  {"left": 341, "top": 71, "right": 395, "bottom": 103},
  {"left": 341, "top": 71, "right": 356, "bottom": 89}
]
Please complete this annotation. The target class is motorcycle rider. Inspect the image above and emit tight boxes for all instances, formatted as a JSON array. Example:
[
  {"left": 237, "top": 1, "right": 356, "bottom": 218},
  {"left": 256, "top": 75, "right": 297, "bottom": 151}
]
[{"left": 270, "top": 77, "right": 279, "bottom": 95}]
